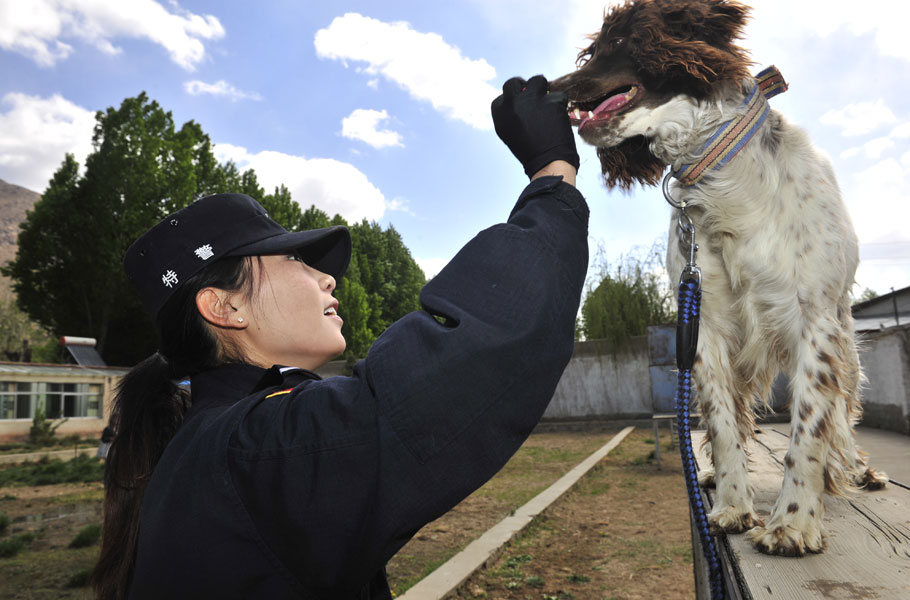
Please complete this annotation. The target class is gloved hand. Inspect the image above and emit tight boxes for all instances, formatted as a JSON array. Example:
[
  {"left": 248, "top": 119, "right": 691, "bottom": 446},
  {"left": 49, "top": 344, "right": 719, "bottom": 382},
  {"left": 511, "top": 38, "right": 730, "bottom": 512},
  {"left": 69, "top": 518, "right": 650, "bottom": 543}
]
[{"left": 491, "top": 75, "right": 579, "bottom": 179}]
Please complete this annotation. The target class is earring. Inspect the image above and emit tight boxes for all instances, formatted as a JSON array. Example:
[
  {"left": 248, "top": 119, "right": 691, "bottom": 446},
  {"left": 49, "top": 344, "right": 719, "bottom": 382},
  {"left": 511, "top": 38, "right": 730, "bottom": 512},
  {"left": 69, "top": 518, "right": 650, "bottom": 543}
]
[{"left": 238, "top": 317, "right": 244, "bottom": 323}]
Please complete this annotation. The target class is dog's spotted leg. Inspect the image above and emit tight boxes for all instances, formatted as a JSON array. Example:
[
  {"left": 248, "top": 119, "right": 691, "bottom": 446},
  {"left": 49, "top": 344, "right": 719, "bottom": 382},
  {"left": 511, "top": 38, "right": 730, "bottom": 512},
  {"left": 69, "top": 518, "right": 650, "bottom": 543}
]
[
  {"left": 748, "top": 314, "right": 844, "bottom": 556},
  {"left": 834, "top": 314, "right": 889, "bottom": 490},
  {"left": 693, "top": 321, "right": 762, "bottom": 533}
]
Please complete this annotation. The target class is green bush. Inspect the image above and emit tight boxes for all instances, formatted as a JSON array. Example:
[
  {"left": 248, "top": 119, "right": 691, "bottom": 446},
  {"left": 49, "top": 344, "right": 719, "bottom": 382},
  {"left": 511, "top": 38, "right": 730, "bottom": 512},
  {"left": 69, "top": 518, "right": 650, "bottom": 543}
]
[
  {"left": 0, "top": 532, "right": 35, "bottom": 558},
  {"left": 64, "top": 568, "right": 93, "bottom": 588},
  {"left": 68, "top": 523, "right": 102, "bottom": 548},
  {"left": 0, "top": 454, "right": 104, "bottom": 487},
  {"left": 28, "top": 407, "right": 67, "bottom": 446}
]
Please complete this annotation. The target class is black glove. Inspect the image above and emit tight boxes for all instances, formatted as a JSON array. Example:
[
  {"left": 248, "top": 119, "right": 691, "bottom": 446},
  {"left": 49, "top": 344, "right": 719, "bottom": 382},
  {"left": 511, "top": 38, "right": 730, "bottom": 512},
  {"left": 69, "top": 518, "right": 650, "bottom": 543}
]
[{"left": 491, "top": 75, "right": 579, "bottom": 178}]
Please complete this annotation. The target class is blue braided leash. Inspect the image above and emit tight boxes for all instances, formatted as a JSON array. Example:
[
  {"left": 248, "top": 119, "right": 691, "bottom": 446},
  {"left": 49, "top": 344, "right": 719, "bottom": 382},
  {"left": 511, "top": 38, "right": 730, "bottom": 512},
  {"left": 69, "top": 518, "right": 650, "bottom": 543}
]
[
  {"left": 665, "top": 171, "right": 725, "bottom": 599},
  {"left": 676, "top": 275, "right": 724, "bottom": 599}
]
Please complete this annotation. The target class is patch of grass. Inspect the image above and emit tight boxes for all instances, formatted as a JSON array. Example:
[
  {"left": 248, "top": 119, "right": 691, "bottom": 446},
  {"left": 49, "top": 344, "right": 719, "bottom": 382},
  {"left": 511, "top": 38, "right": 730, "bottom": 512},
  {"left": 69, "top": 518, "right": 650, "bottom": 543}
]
[
  {"left": 578, "top": 480, "right": 612, "bottom": 495},
  {"left": 524, "top": 575, "right": 545, "bottom": 588},
  {"left": 0, "top": 494, "right": 16, "bottom": 501},
  {"left": 389, "top": 548, "right": 459, "bottom": 595},
  {"left": 567, "top": 573, "right": 590, "bottom": 583},
  {"left": 0, "top": 532, "right": 36, "bottom": 558},
  {"left": 0, "top": 435, "right": 96, "bottom": 456},
  {"left": 0, "top": 454, "right": 104, "bottom": 487},
  {"left": 0, "top": 544, "right": 99, "bottom": 598},
  {"left": 64, "top": 567, "right": 92, "bottom": 588},
  {"left": 48, "top": 486, "right": 105, "bottom": 506},
  {"left": 0, "top": 512, "right": 9, "bottom": 535},
  {"left": 503, "top": 553, "right": 532, "bottom": 569},
  {"left": 68, "top": 524, "right": 102, "bottom": 549},
  {"left": 619, "top": 477, "right": 639, "bottom": 489}
]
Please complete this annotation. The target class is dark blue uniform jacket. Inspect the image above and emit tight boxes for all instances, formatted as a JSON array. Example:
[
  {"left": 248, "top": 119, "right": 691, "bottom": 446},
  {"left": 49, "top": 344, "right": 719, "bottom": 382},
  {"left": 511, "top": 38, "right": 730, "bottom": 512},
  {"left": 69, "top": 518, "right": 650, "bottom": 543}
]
[{"left": 128, "top": 176, "right": 589, "bottom": 599}]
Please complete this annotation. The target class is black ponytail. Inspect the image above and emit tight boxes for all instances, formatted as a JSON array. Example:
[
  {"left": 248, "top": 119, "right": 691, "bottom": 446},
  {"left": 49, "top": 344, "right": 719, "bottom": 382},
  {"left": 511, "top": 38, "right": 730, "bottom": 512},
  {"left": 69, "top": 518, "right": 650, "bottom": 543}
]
[{"left": 93, "top": 256, "right": 256, "bottom": 600}]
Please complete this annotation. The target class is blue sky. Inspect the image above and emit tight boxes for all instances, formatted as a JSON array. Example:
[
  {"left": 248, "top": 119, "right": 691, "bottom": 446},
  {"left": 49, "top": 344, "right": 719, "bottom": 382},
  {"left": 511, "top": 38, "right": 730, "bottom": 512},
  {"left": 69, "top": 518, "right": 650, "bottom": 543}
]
[{"left": 1, "top": 0, "right": 908, "bottom": 296}]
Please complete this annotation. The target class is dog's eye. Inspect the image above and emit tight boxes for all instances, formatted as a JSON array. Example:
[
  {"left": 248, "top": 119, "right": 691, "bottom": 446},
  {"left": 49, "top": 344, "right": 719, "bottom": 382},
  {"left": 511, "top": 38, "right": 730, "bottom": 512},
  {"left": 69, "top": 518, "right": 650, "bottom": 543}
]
[{"left": 610, "top": 37, "right": 625, "bottom": 48}]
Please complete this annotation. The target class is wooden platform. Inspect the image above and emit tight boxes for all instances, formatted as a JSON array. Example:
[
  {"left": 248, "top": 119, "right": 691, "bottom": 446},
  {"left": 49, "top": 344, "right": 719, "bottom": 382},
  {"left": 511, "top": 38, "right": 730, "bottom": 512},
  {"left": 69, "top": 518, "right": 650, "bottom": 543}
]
[{"left": 690, "top": 426, "right": 910, "bottom": 599}]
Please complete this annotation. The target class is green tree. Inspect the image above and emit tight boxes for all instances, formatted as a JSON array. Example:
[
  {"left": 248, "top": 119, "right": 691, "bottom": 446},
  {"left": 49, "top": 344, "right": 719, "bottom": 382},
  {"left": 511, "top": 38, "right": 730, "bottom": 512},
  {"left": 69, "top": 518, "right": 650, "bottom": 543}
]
[
  {"left": 4, "top": 93, "right": 425, "bottom": 366},
  {"left": 348, "top": 220, "right": 424, "bottom": 338},
  {"left": 3, "top": 93, "right": 232, "bottom": 366},
  {"left": 579, "top": 240, "right": 675, "bottom": 346},
  {"left": 857, "top": 288, "right": 878, "bottom": 303},
  {"left": 0, "top": 294, "right": 55, "bottom": 362},
  {"left": 28, "top": 407, "right": 67, "bottom": 446}
]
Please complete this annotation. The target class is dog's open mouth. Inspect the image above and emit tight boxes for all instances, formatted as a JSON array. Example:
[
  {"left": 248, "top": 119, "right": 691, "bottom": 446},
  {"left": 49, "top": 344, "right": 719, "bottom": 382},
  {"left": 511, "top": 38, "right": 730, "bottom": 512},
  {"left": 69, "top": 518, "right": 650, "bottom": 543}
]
[{"left": 568, "top": 85, "right": 640, "bottom": 131}]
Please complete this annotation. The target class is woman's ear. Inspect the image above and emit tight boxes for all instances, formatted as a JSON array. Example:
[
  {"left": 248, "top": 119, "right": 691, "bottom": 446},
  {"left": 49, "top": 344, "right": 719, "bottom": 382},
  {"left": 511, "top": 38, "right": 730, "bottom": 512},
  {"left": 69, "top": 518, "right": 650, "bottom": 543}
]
[{"left": 196, "top": 288, "right": 248, "bottom": 329}]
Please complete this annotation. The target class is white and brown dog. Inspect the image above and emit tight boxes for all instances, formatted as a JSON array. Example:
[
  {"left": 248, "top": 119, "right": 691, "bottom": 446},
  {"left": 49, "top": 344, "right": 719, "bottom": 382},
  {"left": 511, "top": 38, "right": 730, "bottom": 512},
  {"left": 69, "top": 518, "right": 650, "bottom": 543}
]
[{"left": 551, "top": 0, "right": 887, "bottom": 556}]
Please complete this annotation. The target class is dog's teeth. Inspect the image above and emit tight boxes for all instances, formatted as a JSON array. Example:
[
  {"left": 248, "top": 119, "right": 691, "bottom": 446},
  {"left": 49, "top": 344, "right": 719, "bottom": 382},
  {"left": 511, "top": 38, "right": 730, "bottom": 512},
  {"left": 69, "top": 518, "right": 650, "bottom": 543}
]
[{"left": 574, "top": 108, "right": 581, "bottom": 119}]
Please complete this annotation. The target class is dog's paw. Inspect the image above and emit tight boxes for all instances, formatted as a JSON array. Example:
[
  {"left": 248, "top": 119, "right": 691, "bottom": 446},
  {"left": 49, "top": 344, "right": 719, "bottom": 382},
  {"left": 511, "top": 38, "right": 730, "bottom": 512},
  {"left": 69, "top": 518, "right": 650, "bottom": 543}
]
[
  {"left": 855, "top": 467, "right": 888, "bottom": 490},
  {"left": 707, "top": 506, "right": 763, "bottom": 534},
  {"left": 698, "top": 469, "right": 715, "bottom": 488},
  {"left": 746, "top": 523, "right": 825, "bottom": 557}
]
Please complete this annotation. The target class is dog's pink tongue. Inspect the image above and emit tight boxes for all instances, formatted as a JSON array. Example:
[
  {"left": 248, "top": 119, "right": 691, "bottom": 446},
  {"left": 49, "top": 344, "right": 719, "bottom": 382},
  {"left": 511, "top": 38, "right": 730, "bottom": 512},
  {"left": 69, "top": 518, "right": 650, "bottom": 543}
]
[{"left": 593, "top": 89, "right": 634, "bottom": 116}]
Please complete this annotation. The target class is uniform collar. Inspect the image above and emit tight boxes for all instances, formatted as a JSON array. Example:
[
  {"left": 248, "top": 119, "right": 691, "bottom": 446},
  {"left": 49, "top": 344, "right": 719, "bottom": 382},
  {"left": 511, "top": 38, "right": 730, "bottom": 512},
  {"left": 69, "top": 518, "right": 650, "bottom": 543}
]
[
  {"left": 187, "top": 363, "right": 322, "bottom": 417},
  {"left": 250, "top": 364, "right": 322, "bottom": 393}
]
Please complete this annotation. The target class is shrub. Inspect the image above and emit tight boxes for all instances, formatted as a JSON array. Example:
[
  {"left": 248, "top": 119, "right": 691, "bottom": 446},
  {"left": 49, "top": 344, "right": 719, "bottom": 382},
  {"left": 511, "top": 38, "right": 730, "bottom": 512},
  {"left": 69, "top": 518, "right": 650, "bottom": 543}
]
[
  {"left": 0, "top": 532, "right": 35, "bottom": 558},
  {"left": 28, "top": 407, "right": 68, "bottom": 446},
  {"left": 64, "top": 568, "right": 92, "bottom": 588},
  {"left": 68, "top": 523, "right": 102, "bottom": 548},
  {"left": 0, "top": 454, "right": 104, "bottom": 487}
]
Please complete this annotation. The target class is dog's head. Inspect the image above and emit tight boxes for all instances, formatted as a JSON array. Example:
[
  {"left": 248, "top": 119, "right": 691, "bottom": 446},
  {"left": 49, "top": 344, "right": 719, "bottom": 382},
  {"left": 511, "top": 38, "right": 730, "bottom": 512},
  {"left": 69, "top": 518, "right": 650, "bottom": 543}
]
[{"left": 550, "top": 0, "right": 753, "bottom": 189}]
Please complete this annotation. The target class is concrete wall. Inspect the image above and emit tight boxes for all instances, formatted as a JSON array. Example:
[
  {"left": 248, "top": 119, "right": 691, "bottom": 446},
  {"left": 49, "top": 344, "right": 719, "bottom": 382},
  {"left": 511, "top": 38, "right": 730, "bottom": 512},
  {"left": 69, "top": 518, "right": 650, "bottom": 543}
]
[
  {"left": 542, "top": 324, "right": 910, "bottom": 436},
  {"left": 544, "top": 337, "right": 653, "bottom": 420},
  {"left": 859, "top": 323, "right": 910, "bottom": 434}
]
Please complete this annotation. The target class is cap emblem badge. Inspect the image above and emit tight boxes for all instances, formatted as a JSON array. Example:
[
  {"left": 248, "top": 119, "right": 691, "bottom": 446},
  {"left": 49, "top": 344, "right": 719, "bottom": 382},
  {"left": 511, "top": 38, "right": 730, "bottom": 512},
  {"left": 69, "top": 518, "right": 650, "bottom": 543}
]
[
  {"left": 194, "top": 244, "right": 214, "bottom": 260},
  {"left": 162, "top": 270, "right": 179, "bottom": 288}
]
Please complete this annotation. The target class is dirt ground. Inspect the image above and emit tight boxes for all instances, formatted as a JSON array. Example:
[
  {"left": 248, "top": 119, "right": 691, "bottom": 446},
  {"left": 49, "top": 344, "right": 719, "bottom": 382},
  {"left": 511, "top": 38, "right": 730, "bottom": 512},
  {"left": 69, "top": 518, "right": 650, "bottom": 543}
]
[
  {"left": 387, "top": 428, "right": 623, "bottom": 592},
  {"left": 450, "top": 428, "right": 695, "bottom": 600},
  {"left": 0, "top": 482, "right": 102, "bottom": 599},
  {"left": 0, "top": 425, "right": 694, "bottom": 599}
]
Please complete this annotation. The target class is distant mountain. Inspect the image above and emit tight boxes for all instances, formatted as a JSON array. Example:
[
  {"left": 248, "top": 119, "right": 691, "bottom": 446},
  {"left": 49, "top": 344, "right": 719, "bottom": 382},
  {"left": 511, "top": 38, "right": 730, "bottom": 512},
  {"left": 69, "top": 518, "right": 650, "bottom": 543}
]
[{"left": 0, "top": 179, "right": 40, "bottom": 297}]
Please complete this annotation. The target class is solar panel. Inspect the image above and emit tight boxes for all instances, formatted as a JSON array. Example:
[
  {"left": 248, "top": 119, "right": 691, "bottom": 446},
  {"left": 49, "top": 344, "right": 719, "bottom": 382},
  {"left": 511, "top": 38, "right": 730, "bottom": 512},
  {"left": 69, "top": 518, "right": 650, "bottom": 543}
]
[{"left": 65, "top": 344, "right": 107, "bottom": 366}]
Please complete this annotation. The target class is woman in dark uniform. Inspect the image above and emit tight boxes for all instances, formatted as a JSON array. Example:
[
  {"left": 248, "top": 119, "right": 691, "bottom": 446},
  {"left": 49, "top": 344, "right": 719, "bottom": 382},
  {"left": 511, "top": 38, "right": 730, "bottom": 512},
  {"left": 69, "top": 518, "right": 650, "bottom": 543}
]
[{"left": 92, "top": 75, "right": 588, "bottom": 599}]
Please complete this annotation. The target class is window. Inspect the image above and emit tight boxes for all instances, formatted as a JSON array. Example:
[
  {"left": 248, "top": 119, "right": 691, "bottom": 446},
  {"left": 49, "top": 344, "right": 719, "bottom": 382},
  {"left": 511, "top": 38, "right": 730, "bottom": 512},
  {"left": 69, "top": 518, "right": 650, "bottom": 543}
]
[
  {"left": 0, "top": 382, "right": 33, "bottom": 420},
  {"left": 47, "top": 383, "right": 102, "bottom": 418},
  {"left": 0, "top": 381, "right": 103, "bottom": 420}
]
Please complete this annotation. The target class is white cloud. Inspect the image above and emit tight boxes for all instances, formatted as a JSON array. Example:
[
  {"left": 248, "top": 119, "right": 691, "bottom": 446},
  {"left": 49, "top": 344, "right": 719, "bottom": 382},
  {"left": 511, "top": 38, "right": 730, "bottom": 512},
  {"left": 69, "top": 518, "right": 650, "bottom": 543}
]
[
  {"left": 184, "top": 80, "right": 262, "bottom": 102},
  {"left": 214, "top": 143, "right": 386, "bottom": 222},
  {"left": 843, "top": 156, "right": 910, "bottom": 292},
  {"left": 0, "top": 92, "right": 95, "bottom": 192},
  {"left": 341, "top": 109, "right": 402, "bottom": 149},
  {"left": 0, "top": 0, "right": 224, "bottom": 70},
  {"left": 842, "top": 136, "right": 896, "bottom": 161},
  {"left": 314, "top": 13, "right": 499, "bottom": 130},
  {"left": 744, "top": 0, "right": 910, "bottom": 63},
  {"left": 891, "top": 122, "right": 910, "bottom": 139},
  {"left": 386, "top": 196, "right": 414, "bottom": 216},
  {"left": 415, "top": 256, "right": 449, "bottom": 280},
  {"left": 820, "top": 100, "right": 897, "bottom": 137}
]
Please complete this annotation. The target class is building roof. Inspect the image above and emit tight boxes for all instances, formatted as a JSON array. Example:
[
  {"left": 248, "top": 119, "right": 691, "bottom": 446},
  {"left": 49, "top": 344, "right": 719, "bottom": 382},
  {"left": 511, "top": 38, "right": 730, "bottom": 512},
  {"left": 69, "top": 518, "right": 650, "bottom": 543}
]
[
  {"left": 0, "top": 361, "right": 129, "bottom": 378},
  {"left": 852, "top": 285, "right": 910, "bottom": 331}
]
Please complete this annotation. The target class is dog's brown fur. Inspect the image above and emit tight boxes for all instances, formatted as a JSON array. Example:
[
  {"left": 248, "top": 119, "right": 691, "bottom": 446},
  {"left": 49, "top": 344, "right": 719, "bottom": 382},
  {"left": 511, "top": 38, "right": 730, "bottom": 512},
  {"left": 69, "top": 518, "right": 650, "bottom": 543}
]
[{"left": 557, "top": 0, "right": 754, "bottom": 189}]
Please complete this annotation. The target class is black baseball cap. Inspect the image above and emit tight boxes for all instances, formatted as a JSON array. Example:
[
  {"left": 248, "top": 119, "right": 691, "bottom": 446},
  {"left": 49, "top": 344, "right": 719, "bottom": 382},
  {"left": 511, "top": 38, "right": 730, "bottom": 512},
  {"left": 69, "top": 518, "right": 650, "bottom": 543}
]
[{"left": 124, "top": 193, "right": 351, "bottom": 319}]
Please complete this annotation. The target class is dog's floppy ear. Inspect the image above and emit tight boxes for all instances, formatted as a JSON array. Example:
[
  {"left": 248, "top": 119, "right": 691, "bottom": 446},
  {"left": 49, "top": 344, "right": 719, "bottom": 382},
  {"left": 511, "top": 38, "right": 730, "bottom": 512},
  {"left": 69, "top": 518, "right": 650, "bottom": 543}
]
[
  {"left": 634, "top": 0, "right": 753, "bottom": 94},
  {"left": 597, "top": 137, "right": 666, "bottom": 190},
  {"left": 660, "top": 0, "right": 750, "bottom": 48}
]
